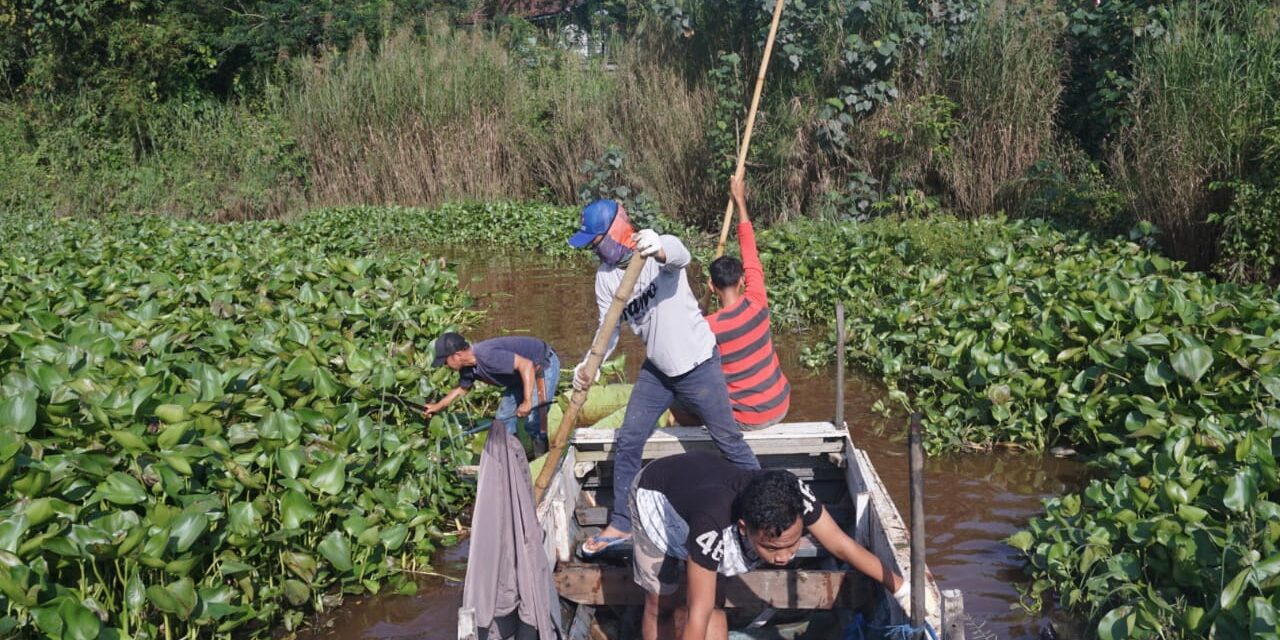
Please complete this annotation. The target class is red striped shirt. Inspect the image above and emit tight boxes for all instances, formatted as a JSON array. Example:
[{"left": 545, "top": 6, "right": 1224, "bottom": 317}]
[{"left": 706, "top": 221, "right": 790, "bottom": 426}]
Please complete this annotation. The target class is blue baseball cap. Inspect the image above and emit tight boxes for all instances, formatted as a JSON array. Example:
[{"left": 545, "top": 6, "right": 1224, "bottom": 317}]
[{"left": 568, "top": 200, "right": 618, "bottom": 249}]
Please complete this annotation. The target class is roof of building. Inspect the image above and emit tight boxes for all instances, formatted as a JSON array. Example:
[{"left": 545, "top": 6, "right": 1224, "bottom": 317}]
[{"left": 462, "top": 0, "right": 585, "bottom": 24}]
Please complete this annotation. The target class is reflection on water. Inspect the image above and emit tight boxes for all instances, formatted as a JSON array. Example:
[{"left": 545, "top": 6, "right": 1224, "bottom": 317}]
[
  {"left": 303, "top": 542, "right": 469, "bottom": 639},
  {"left": 301, "top": 250, "right": 1089, "bottom": 640}
]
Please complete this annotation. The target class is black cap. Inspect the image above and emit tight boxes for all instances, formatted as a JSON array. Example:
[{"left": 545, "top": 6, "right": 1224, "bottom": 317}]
[{"left": 432, "top": 332, "right": 468, "bottom": 367}]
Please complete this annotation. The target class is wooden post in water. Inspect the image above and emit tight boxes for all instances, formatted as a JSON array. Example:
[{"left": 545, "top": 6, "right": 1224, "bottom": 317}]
[
  {"left": 942, "top": 589, "right": 966, "bottom": 640},
  {"left": 908, "top": 412, "right": 927, "bottom": 637},
  {"left": 457, "top": 608, "right": 476, "bottom": 640},
  {"left": 834, "top": 301, "right": 846, "bottom": 431}
]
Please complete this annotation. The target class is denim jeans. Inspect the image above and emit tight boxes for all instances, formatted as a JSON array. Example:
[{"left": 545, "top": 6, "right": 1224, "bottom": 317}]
[
  {"left": 608, "top": 351, "right": 759, "bottom": 533},
  {"left": 495, "top": 350, "right": 560, "bottom": 436}
]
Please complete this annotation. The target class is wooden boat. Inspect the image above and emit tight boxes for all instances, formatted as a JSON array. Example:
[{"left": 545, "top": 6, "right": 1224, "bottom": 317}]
[{"left": 457, "top": 422, "right": 965, "bottom": 639}]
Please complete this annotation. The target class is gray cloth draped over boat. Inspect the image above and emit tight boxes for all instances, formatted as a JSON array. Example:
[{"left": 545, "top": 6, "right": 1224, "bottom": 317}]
[{"left": 461, "top": 425, "right": 563, "bottom": 639}]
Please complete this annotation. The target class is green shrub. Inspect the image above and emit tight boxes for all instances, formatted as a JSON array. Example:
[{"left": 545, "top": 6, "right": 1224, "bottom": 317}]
[
  {"left": 1210, "top": 180, "right": 1280, "bottom": 285},
  {"left": 0, "top": 94, "right": 308, "bottom": 219},
  {"left": 1058, "top": 0, "right": 1172, "bottom": 156},
  {"left": 1015, "top": 146, "right": 1130, "bottom": 236},
  {"left": 577, "top": 146, "right": 663, "bottom": 231}
]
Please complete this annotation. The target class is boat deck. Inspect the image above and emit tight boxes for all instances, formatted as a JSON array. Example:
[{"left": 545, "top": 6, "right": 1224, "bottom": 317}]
[{"left": 461, "top": 422, "right": 965, "bottom": 639}]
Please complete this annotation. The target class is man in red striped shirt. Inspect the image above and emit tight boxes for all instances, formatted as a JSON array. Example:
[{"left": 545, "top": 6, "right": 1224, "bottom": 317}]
[{"left": 680, "top": 176, "right": 791, "bottom": 430}]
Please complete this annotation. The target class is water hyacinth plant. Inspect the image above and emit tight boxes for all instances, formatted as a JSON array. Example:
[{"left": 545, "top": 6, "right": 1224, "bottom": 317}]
[
  {"left": 757, "top": 216, "right": 1280, "bottom": 636},
  {"left": 0, "top": 211, "right": 479, "bottom": 638}
]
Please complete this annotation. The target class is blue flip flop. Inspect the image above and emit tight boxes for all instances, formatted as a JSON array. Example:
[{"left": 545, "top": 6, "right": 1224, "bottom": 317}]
[{"left": 578, "top": 534, "right": 629, "bottom": 559}]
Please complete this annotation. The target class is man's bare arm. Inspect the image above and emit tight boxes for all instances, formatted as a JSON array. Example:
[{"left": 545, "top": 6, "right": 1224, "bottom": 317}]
[{"left": 680, "top": 562, "right": 718, "bottom": 640}]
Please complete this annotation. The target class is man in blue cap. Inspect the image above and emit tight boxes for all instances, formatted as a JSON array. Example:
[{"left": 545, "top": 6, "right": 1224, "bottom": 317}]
[{"left": 568, "top": 200, "right": 759, "bottom": 557}]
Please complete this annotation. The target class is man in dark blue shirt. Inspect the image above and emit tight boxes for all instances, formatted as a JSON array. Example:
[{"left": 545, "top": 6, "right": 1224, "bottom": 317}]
[{"left": 426, "top": 332, "right": 560, "bottom": 448}]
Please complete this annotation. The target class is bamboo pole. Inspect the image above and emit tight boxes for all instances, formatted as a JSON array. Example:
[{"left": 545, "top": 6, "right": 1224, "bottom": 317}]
[
  {"left": 714, "top": 0, "right": 788, "bottom": 258},
  {"left": 535, "top": 255, "right": 648, "bottom": 503}
]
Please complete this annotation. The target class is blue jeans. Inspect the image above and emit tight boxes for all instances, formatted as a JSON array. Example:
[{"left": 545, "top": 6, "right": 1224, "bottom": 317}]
[
  {"left": 495, "top": 350, "right": 560, "bottom": 436},
  {"left": 609, "top": 352, "right": 759, "bottom": 533}
]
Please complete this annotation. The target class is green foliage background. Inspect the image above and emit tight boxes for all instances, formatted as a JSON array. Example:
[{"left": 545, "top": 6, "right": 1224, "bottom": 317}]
[
  {"left": 4, "top": 0, "right": 1280, "bottom": 637},
  {"left": 3, "top": 0, "right": 1279, "bottom": 277}
]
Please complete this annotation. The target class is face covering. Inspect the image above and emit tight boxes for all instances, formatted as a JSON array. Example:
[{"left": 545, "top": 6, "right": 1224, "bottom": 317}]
[
  {"left": 595, "top": 236, "right": 632, "bottom": 267},
  {"left": 594, "top": 205, "right": 636, "bottom": 268}
]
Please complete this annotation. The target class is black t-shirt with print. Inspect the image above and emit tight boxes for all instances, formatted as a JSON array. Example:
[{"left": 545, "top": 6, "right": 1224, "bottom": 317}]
[{"left": 636, "top": 451, "right": 824, "bottom": 574}]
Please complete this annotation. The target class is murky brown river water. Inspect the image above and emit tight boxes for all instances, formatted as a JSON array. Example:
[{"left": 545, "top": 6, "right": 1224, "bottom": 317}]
[{"left": 301, "top": 252, "right": 1089, "bottom": 640}]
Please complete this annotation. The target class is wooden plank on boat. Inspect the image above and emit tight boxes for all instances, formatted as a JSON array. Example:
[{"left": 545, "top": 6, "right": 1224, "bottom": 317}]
[
  {"left": 571, "top": 424, "right": 847, "bottom": 462},
  {"left": 575, "top": 480, "right": 850, "bottom": 509},
  {"left": 574, "top": 499, "right": 855, "bottom": 528},
  {"left": 848, "top": 445, "right": 944, "bottom": 630},
  {"left": 554, "top": 564, "right": 871, "bottom": 609},
  {"left": 563, "top": 534, "right": 831, "bottom": 560},
  {"left": 575, "top": 505, "right": 610, "bottom": 526},
  {"left": 854, "top": 492, "right": 871, "bottom": 547},
  {"left": 572, "top": 422, "right": 844, "bottom": 444}
]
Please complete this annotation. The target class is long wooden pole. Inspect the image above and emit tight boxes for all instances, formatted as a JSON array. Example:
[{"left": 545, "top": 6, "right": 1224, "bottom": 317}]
[
  {"left": 714, "top": 0, "right": 788, "bottom": 258},
  {"left": 535, "top": 255, "right": 648, "bottom": 503}
]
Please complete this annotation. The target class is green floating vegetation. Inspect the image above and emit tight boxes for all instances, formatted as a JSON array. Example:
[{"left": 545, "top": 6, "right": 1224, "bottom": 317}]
[
  {"left": 0, "top": 211, "right": 481, "bottom": 638},
  {"left": 311, "top": 203, "right": 582, "bottom": 258},
  {"left": 309, "top": 202, "right": 703, "bottom": 259},
  {"left": 759, "top": 215, "right": 1280, "bottom": 636}
]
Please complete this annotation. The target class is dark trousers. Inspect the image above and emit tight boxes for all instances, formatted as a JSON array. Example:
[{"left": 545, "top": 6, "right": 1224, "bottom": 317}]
[{"left": 609, "top": 351, "right": 760, "bottom": 533}]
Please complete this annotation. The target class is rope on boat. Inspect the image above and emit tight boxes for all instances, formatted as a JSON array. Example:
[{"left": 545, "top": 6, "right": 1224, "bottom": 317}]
[
  {"left": 843, "top": 597, "right": 941, "bottom": 640},
  {"left": 844, "top": 613, "right": 940, "bottom": 640}
]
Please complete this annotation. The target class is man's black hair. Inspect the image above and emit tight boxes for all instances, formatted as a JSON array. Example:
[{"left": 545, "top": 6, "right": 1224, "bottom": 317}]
[
  {"left": 709, "top": 255, "right": 744, "bottom": 290},
  {"left": 735, "top": 470, "right": 805, "bottom": 538}
]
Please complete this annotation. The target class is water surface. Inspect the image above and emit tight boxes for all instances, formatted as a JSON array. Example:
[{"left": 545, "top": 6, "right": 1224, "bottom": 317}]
[{"left": 301, "top": 251, "right": 1088, "bottom": 640}]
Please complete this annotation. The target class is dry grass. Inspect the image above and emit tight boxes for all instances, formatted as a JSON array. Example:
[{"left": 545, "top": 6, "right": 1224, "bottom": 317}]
[
  {"left": 288, "top": 29, "right": 528, "bottom": 206},
  {"left": 285, "top": 25, "right": 713, "bottom": 216},
  {"left": 1110, "top": 2, "right": 1280, "bottom": 266},
  {"left": 761, "top": 0, "right": 1064, "bottom": 221},
  {"left": 941, "top": 0, "right": 1064, "bottom": 217}
]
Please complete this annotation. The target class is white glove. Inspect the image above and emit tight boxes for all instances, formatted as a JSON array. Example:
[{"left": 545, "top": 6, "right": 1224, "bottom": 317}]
[
  {"left": 892, "top": 581, "right": 911, "bottom": 612},
  {"left": 633, "top": 229, "right": 662, "bottom": 258},
  {"left": 573, "top": 361, "right": 600, "bottom": 391}
]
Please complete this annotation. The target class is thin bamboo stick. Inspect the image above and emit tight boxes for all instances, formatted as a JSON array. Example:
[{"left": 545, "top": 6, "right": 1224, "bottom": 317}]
[{"left": 714, "top": 0, "right": 789, "bottom": 258}]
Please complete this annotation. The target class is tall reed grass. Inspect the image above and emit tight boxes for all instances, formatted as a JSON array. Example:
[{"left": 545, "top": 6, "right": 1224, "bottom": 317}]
[
  {"left": 940, "top": 0, "right": 1063, "bottom": 217},
  {"left": 0, "top": 96, "right": 306, "bottom": 219},
  {"left": 1111, "top": 2, "right": 1280, "bottom": 266},
  {"left": 800, "top": 0, "right": 1063, "bottom": 220},
  {"left": 286, "top": 24, "right": 714, "bottom": 217}
]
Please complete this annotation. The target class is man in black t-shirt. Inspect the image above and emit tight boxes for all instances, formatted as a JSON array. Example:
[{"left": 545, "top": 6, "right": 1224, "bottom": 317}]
[
  {"left": 629, "top": 451, "right": 910, "bottom": 640},
  {"left": 426, "top": 332, "right": 560, "bottom": 448}
]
